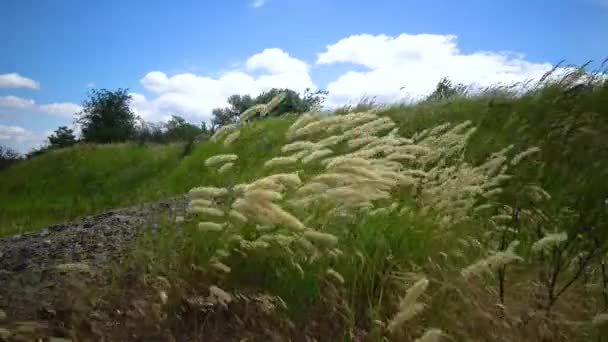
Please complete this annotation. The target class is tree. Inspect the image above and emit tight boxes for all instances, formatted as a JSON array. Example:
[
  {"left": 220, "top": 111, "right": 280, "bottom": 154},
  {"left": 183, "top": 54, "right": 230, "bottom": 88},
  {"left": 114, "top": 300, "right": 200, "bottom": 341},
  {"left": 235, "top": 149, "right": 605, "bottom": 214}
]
[
  {"left": 48, "top": 126, "right": 77, "bottom": 149},
  {"left": 76, "top": 88, "right": 136, "bottom": 143},
  {"left": 211, "top": 94, "right": 255, "bottom": 129},
  {"left": 210, "top": 88, "right": 328, "bottom": 129},
  {"left": 164, "top": 115, "right": 204, "bottom": 142},
  {"left": 0, "top": 145, "right": 21, "bottom": 170}
]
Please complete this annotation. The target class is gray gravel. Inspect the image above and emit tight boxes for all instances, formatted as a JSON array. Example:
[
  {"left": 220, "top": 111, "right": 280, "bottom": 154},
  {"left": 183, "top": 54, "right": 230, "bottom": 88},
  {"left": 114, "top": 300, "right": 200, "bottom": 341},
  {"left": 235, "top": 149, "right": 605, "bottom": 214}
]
[{"left": 0, "top": 199, "right": 185, "bottom": 320}]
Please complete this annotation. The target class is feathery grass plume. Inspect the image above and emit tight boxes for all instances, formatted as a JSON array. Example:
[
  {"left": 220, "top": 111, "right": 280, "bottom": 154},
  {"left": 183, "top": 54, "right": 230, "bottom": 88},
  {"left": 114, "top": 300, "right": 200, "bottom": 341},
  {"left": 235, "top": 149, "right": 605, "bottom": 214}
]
[
  {"left": 288, "top": 149, "right": 311, "bottom": 160},
  {"left": 302, "top": 148, "right": 333, "bottom": 164},
  {"left": 264, "top": 202, "right": 305, "bottom": 231},
  {"left": 292, "top": 119, "right": 333, "bottom": 139},
  {"left": 198, "top": 221, "right": 224, "bottom": 232},
  {"left": 326, "top": 268, "right": 345, "bottom": 284},
  {"left": 396, "top": 144, "right": 431, "bottom": 155},
  {"left": 524, "top": 184, "right": 552, "bottom": 202},
  {"left": 402, "top": 169, "right": 428, "bottom": 178},
  {"left": 387, "top": 152, "right": 417, "bottom": 162},
  {"left": 215, "top": 249, "right": 230, "bottom": 258},
  {"left": 511, "top": 146, "right": 541, "bottom": 166},
  {"left": 248, "top": 173, "right": 302, "bottom": 191},
  {"left": 211, "top": 261, "right": 231, "bottom": 273},
  {"left": 387, "top": 277, "right": 429, "bottom": 333},
  {"left": 286, "top": 112, "right": 322, "bottom": 139},
  {"left": 482, "top": 174, "right": 513, "bottom": 189},
  {"left": 324, "top": 155, "right": 372, "bottom": 169},
  {"left": 476, "top": 155, "right": 508, "bottom": 176},
  {"left": 210, "top": 124, "right": 238, "bottom": 142},
  {"left": 592, "top": 313, "right": 608, "bottom": 326},
  {"left": 292, "top": 262, "right": 305, "bottom": 278},
  {"left": 345, "top": 117, "right": 395, "bottom": 137},
  {"left": 224, "top": 130, "right": 241, "bottom": 146},
  {"left": 264, "top": 156, "right": 298, "bottom": 168},
  {"left": 281, "top": 140, "right": 317, "bottom": 153},
  {"left": 414, "top": 329, "right": 445, "bottom": 342},
  {"left": 303, "top": 229, "right": 338, "bottom": 246},
  {"left": 228, "top": 209, "right": 248, "bottom": 223},
  {"left": 209, "top": 285, "right": 232, "bottom": 305},
  {"left": 482, "top": 188, "right": 503, "bottom": 198},
  {"left": 190, "top": 199, "right": 212, "bottom": 207},
  {"left": 351, "top": 144, "right": 395, "bottom": 159},
  {"left": 531, "top": 232, "right": 568, "bottom": 253},
  {"left": 367, "top": 135, "right": 413, "bottom": 149},
  {"left": 244, "top": 189, "right": 283, "bottom": 202},
  {"left": 189, "top": 186, "right": 229, "bottom": 199},
  {"left": 218, "top": 162, "right": 234, "bottom": 173},
  {"left": 348, "top": 135, "right": 377, "bottom": 149},
  {"left": 232, "top": 196, "right": 304, "bottom": 231},
  {"left": 205, "top": 154, "right": 239, "bottom": 167},
  {"left": 262, "top": 92, "right": 287, "bottom": 115},
  {"left": 491, "top": 214, "right": 513, "bottom": 224},
  {"left": 318, "top": 134, "right": 348, "bottom": 148},
  {"left": 240, "top": 103, "right": 267, "bottom": 121},
  {"left": 339, "top": 112, "right": 379, "bottom": 130},
  {"left": 312, "top": 172, "right": 358, "bottom": 186},
  {"left": 295, "top": 182, "right": 330, "bottom": 197},
  {"left": 175, "top": 215, "right": 185, "bottom": 223},
  {"left": 193, "top": 207, "right": 225, "bottom": 217},
  {"left": 461, "top": 241, "right": 523, "bottom": 279}
]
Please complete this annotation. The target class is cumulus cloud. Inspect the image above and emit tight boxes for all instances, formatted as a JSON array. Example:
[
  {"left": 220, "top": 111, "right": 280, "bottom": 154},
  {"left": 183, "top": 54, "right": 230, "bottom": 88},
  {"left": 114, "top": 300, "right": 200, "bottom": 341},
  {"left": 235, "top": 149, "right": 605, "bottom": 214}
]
[
  {"left": 0, "top": 73, "right": 40, "bottom": 89},
  {"left": 39, "top": 102, "right": 82, "bottom": 118},
  {"left": 0, "top": 95, "right": 80, "bottom": 118},
  {"left": 131, "top": 48, "right": 314, "bottom": 122},
  {"left": 0, "top": 95, "right": 36, "bottom": 109},
  {"left": 0, "top": 125, "right": 31, "bottom": 141},
  {"left": 0, "top": 124, "right": 49, "bottom": 153},
  {"left": 317, "top": 33, "right": 554, "bottom": 106}
]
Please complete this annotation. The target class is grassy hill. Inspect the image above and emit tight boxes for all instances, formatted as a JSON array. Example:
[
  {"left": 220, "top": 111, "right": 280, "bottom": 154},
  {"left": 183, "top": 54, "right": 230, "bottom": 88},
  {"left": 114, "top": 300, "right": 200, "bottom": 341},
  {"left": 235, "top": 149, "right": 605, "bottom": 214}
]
[{"left": 1, "top": 72, "right": 607, "bottom": 340}]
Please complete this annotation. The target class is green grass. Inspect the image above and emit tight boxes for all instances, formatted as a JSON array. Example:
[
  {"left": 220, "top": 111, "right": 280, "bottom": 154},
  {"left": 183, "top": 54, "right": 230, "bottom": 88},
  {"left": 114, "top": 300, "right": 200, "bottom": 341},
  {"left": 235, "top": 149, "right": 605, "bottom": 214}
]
[
  {"left": 3, "top": 74, "right": 606, "bottom": 340},
  {"left": 0, "top": 120, "right": 296, "bottom": 236},
  {"left": 2, "top": 79, "right": 607, "bottom": 242},
  {"left": 0, "top": 143, "right": 184, "bottom": 235}
]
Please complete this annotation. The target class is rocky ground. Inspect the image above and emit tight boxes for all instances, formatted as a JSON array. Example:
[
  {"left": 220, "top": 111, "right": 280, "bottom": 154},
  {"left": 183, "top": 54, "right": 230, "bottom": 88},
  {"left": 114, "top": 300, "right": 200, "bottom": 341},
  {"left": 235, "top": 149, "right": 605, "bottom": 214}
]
[{"left": 0, "top": 199, "right": 185, "bottom": 340}]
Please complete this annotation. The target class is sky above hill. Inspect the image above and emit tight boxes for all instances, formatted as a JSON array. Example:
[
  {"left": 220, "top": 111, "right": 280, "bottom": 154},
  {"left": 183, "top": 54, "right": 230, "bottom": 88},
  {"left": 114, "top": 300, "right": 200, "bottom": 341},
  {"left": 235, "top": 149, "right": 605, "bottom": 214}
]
[{"left": 1, "top": 0, "right": 607, "bottom": 152}]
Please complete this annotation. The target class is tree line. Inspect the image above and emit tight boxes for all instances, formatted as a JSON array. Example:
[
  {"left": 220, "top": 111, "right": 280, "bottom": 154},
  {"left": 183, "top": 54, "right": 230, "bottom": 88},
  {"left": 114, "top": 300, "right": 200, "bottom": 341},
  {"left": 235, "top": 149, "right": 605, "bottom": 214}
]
[
  {"left": 0, "top": 77, "right": 462, "bottom": 170},
  {"left": 5, "top": 87, "right": 327, "bottom": 160}
]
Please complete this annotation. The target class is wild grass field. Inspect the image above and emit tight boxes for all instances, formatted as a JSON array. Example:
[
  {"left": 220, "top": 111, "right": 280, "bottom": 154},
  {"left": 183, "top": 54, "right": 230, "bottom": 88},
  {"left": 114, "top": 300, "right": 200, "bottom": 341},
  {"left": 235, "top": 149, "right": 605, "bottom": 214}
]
[{"left": 1, "top": 68, "right": 607, "bottom": 341}]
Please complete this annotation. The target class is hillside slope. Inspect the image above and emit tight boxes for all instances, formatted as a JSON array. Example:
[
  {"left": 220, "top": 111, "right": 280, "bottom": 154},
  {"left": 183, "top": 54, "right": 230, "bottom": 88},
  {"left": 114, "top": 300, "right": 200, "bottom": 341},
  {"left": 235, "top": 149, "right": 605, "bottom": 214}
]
[{"left": 0, "top": 76, "right": 607, "bottom": 340}]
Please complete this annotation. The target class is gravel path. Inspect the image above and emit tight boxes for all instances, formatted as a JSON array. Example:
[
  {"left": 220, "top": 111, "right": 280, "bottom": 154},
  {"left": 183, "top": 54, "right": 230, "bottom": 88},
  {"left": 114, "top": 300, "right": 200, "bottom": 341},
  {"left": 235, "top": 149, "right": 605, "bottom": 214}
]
[{"left": 0, "top": 199, "right": 185, "bottom": 321}]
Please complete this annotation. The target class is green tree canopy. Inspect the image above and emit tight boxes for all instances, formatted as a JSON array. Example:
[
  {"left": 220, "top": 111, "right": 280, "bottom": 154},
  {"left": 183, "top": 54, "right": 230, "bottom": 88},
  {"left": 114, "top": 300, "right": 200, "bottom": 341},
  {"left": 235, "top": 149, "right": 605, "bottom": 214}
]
[
  {"left": 76, "top": 88, "right": 137, "bottom": 143},
  {"left": 211, "top": 88, "right": 328, "bottom": 129},
  {"left": 48, "top": 126, "right": 77, "bottom": 149}
]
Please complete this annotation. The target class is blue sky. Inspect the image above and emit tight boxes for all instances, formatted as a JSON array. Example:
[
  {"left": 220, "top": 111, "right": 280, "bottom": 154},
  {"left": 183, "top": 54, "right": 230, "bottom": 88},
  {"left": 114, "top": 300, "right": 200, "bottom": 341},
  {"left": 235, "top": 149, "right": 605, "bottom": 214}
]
[{"left": 1, "top": 0, "right": 606, "bottom": 152}]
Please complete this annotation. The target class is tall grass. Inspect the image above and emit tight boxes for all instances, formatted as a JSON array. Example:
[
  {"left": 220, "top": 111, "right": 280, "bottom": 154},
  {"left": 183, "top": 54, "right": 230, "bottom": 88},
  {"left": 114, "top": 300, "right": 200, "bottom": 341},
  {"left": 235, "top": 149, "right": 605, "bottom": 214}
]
[{"left": 1, "top": 67, "right": 607, "bottom": 340}]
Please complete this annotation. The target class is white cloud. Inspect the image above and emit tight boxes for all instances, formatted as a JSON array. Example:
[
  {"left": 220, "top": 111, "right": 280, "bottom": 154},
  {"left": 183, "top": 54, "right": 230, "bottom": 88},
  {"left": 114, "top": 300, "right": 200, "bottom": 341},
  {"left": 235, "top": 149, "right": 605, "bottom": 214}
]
[
  {"left": 249, "top": 0, "right": 267, "bottom": 8},
  {"left": 0, "top": 95, "right": 36, "bottom": 109},
  {"left": 39, "top": 102, "right": 82, "bottom": 118},
  {"left": 132, "top": 48, "right": 314, "bottom": 122},
  {"left": 0, "top": 125, "right": 29, "bottom": 140},
  {"left": 0, "top": 95, "right": 80, "bottom": 118},
  {"left": 0, "top": 73, "right": 40, "bottom": 89},
  {"left": 0, "top": 124, "right": 48, "bottom": 153},
  {"left": 317, "top": 33, "right": 554, "bottom": 106}
]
